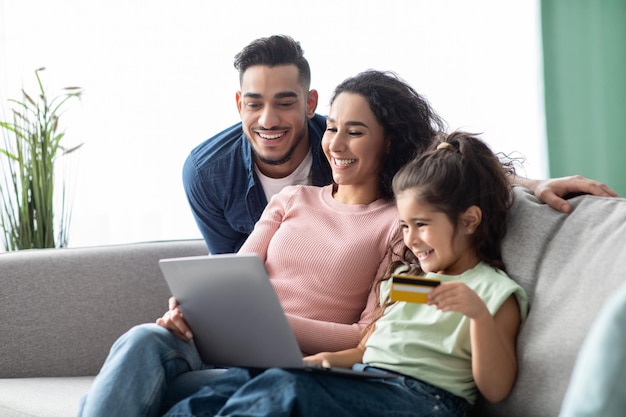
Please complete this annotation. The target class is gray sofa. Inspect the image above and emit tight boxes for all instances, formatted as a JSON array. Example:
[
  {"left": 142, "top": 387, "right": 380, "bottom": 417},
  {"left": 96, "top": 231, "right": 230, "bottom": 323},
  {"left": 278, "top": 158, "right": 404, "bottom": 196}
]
[{"left": 1, "top": 186, "right": 625, "bottom": 417}]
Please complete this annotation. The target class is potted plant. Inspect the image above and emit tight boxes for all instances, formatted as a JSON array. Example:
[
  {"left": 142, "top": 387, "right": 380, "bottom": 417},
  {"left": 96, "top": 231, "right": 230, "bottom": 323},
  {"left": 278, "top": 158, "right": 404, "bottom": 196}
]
[{"left": 0, "top": 67, "right": 83, "bottom": 251}]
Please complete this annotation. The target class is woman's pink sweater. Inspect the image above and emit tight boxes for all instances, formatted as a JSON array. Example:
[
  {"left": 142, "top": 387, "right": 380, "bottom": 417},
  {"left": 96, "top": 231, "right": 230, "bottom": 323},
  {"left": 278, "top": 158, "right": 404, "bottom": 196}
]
[{"left": 239, "top": 184, "right": 398, "bottom": 355}]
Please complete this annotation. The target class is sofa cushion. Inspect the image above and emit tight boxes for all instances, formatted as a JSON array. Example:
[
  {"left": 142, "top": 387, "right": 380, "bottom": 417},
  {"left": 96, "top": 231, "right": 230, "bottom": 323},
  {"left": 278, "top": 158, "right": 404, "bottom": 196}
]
[{"left": 473, "top": 187, "right": 626, "bottom": 416}]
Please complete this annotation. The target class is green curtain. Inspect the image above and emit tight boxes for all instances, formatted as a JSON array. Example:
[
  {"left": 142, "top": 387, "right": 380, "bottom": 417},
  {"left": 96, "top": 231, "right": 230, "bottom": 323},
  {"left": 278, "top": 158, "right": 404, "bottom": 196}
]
[{"left": 541, "top": 0, "right": 626, "bottom": 197}]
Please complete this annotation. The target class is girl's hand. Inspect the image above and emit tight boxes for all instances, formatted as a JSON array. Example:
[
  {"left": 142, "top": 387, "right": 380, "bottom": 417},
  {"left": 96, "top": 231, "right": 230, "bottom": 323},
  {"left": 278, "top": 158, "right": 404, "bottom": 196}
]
[
  {"left": 428, "top": 282, "right": 488, "bottom": 319},
  {"left": 156, "top": 296, "right": 194, "bottom": 342}
]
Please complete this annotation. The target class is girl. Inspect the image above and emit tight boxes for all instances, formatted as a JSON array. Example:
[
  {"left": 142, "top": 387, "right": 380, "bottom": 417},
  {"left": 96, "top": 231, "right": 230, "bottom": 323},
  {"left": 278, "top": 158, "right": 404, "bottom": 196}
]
[{"left": 163, "top": 131, "right": 528, "bottom": 417}]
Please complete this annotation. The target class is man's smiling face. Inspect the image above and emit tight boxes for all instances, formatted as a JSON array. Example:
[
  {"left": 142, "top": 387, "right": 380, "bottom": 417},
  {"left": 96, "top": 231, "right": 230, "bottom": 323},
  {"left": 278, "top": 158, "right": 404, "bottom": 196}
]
[{"left": 236, "top": 64, "right": 317, "bottom": 177}]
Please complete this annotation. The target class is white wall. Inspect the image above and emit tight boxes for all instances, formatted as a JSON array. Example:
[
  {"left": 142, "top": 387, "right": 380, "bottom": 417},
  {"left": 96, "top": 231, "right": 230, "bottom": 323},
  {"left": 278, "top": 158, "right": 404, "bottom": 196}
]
[{"left": 0, "top": 0, "right": 547, "bottom": 248}]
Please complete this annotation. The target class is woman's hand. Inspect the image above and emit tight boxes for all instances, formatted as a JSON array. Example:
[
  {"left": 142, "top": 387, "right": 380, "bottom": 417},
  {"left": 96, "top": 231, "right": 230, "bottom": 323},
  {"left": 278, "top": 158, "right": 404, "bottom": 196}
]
[
  {"left": 303, "top": 352, "right": 335, "bottom": 368},
  {"left": 304, "top": 347, "right": 365, "bottom": 369},
  {"left": 155, "top": 296, "right": 193, "bottom": 342}
]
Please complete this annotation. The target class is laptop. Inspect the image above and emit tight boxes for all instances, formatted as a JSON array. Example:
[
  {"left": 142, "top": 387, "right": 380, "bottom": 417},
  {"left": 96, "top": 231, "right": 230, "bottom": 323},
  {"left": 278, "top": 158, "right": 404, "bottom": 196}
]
[{"left": 158, "top": 253, "right": 394, "bottom": 379}]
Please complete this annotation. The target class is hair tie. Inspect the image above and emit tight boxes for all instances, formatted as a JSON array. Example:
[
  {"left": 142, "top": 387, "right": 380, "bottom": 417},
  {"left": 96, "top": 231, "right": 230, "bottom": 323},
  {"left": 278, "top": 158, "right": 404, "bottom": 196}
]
[{"left": 436, "top": 142, "right": 453, "bottom": 150}]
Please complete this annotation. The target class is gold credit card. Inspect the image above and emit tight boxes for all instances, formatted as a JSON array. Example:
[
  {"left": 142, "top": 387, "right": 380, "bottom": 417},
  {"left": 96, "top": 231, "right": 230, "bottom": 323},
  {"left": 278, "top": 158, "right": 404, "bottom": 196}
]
[{"left": 390, "top": 274, "right": 441, "bottom": 304}]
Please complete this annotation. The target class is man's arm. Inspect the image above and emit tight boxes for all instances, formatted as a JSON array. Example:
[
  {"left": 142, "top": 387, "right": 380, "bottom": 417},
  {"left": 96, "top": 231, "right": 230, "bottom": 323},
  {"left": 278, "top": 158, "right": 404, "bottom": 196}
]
[
  {"left": 510, "top": 174, "right": 618, "bottom": 213},
  {"left": 182, "top": 154, "right": 247, "bottom": 254}
]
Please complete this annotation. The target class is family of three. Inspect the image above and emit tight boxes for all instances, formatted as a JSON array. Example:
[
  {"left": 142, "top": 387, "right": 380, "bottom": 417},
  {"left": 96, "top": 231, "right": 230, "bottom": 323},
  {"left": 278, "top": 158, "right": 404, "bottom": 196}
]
[{"left": 78, "top": 35, "right": 616, "bottom": 417}]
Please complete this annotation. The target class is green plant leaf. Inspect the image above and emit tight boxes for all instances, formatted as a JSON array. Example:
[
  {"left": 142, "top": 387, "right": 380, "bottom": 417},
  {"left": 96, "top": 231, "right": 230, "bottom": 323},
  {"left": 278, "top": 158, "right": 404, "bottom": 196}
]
[{"left": 0, "top": 68, "right": 83, "bottom": 251}]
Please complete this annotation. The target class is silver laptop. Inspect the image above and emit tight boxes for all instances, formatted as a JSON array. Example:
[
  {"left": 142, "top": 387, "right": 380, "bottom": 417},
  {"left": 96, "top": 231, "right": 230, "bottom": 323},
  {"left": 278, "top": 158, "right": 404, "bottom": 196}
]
[{"left": 158, "top": 253, "right": 394, "bottom": 378}]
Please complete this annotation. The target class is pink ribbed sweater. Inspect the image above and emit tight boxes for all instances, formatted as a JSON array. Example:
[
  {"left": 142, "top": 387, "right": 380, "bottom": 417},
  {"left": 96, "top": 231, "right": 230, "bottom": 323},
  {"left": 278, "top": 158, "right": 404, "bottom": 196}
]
[{"left": 239, "top": 184, "right": 399, "bottom": 355}]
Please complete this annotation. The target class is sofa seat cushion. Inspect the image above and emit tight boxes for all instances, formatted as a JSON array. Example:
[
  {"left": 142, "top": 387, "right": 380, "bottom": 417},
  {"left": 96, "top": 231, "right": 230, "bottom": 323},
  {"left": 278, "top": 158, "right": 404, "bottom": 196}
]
[{"left": 0, "top": 376, "right": 92, "bottom": 417}]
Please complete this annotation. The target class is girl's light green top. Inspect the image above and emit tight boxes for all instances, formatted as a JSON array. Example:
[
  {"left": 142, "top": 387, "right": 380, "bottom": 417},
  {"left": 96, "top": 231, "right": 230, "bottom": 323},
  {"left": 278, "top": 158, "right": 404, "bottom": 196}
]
[{"left": 363, "top": 262, "right": 528, "bottom": 404}]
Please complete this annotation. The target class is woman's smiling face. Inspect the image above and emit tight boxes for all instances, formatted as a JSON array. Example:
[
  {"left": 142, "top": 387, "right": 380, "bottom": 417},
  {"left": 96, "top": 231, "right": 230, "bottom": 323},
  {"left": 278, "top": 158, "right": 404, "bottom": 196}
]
[{"left": 322, "top": 92, "right": 388, "bottom": 193}]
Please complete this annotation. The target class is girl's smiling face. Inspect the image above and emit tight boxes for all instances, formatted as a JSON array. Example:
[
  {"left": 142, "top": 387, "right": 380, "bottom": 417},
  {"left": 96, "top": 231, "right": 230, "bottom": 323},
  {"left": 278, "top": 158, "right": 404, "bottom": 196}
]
[
  {"left": 396, "top": 190, "right": 481, "bottom": 276},
  {"left": 322, "top": 92, "right": 389, "bottom": 203}
]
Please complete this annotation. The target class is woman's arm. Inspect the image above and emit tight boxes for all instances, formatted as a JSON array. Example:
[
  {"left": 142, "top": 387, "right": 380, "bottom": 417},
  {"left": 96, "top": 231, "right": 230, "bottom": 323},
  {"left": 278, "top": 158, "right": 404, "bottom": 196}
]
[
  {"left": 285, "top": 286, "right": 379, "bottom": 354},
  {"left": 303, "top": 325, "right": 374, "bottom": 369},
  {"left": 238, "top": 190, "right": 288, "bottom": 258}
]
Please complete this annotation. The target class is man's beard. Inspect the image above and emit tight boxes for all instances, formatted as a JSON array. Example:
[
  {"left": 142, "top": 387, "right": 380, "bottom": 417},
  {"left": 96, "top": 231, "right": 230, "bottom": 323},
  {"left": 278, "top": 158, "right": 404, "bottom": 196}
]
[{"left": 254, "top": 129, "right": 306, "bottom": 166}]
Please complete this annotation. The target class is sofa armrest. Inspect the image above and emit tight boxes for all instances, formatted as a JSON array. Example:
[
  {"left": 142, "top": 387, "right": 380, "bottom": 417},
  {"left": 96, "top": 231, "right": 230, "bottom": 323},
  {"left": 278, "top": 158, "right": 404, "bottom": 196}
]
[{"left": 0, "top": 239, "right": 207, "bottom": 378}]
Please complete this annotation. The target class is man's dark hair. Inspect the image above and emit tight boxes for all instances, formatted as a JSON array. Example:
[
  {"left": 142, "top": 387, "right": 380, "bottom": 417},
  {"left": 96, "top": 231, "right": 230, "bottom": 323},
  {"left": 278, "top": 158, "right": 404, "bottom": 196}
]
[{"left": 234, "top": 35, "right": 311, "bottom": 90}]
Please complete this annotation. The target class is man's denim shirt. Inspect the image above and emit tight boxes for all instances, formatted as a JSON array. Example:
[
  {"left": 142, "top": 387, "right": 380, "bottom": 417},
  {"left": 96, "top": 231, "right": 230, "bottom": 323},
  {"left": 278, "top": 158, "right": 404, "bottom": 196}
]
[{"left": 183, "top": 114, "right": 332, "bottom": 254}]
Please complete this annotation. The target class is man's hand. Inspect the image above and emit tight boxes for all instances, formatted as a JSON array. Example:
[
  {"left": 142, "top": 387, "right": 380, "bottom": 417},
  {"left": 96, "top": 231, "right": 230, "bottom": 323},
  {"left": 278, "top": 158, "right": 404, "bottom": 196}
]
[
  {"left": 514, "top": 175, "right": 618, "bottom": 213},
  {"left": 156, "top": 297, "right": 194, "bottom": 342}
]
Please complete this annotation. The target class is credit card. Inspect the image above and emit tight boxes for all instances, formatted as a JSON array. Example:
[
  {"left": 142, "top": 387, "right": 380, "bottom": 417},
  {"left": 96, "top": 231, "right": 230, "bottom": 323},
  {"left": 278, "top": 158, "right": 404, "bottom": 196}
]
[{"left": 390, "top": 274, "right": 441, "bottom": 303}]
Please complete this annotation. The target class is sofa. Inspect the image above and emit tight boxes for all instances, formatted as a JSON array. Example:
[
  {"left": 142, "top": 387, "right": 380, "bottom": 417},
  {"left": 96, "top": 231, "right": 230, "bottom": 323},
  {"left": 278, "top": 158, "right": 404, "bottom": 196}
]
[{"left": 1, "top": 186, "right": 625, "bottom": 417}]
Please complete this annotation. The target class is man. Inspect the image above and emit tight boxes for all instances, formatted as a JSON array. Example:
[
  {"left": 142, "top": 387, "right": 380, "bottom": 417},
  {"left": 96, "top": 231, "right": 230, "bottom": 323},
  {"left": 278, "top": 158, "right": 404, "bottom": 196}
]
[
  {"left": 183, "top": 35, "right": 331, "bottom": 254},
  {"left": 184, "top": 34, "right": 616, "bottom": 254}
]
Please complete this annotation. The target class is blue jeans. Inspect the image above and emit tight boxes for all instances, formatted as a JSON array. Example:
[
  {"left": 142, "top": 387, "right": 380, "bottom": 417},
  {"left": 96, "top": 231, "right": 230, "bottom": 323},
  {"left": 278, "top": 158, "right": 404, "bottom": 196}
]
[
  {"left": 558, "top": 281, "right": 626, "bottom": 417},
  {"left": 164, "top": 366, "right": 470, "bottom": 417},
  {"left": 77, "top": 323, "right": 213, "bottom": 417}
]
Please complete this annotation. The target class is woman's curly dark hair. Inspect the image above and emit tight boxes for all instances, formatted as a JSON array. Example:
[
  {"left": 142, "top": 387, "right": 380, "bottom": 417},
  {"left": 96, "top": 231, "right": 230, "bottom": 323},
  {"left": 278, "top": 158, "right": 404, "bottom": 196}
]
[{"left": 329, "top": 70, "right": 447, "bottom": 199}]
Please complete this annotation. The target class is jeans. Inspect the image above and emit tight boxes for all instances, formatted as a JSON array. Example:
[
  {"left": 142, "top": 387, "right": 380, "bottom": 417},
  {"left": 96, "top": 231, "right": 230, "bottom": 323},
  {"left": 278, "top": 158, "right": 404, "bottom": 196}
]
[
  {"left": 558, "top": 281, "right": 626, "bottom": 417},
  {"left": 164, "top": 366, "right": 470, "bottom": 417},
  {"left": 77, "top": 323, "right": 212, "bottom": 417}
]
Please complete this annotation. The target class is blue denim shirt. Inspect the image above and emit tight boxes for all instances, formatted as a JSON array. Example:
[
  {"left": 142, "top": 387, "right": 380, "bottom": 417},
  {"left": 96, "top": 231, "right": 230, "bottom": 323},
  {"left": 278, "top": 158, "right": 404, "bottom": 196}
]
[{"left": 183, "top": 114, "right": 332, "bottom": 254}]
